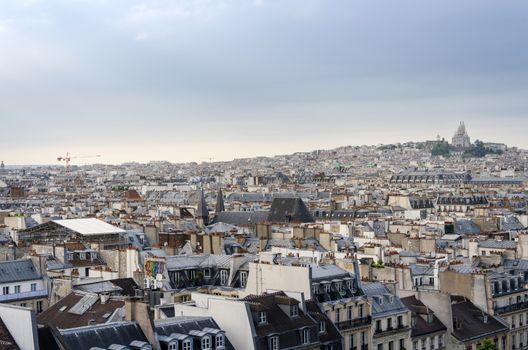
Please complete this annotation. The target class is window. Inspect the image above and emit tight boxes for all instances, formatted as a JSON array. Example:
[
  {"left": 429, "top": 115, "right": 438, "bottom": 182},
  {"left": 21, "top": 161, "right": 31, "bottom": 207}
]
[
  {"left": 398, "top": 315, "right": 403, "bottom": 327},
  {"left": 319, "top": 321, "right": 326, "bottom": 334},
  {"left": 182, "top": 340, "right": 192, "bottom": 350},
  {"left": 36, "top": 301, "right": 43, "bottom": 313},
  {"left": 388, "top": 317, "right": 393, "bottom": 329},
  {"left": 301, "top": 329, "right": 310, "bottom": 345},
  {"left": 220, "top": 270, "right": 228, "bottom": 285},
  {"left": 188, "top": 270, "right": 196, "bottom": 280},
  {"left": 350, "top": 334, "right": 355, "bottom": 348},
  {"left": 20, "top": 303, "right": 27, "bottom": 307},
  {"left": 290, "top": 304, "right": 299, "bottom": 317},
  {"left": 399, "top": 339, "right": 405, "bottom": 349},
  {"left": 30, "top": 283, "right": 37, "bottom": 292},
  {"left": 168, "top": 342, "right": 177, "bottom": 350},
  {"left": 215, "top": 334, "right": 225, "bottom": 348},
  {"left": 79, "top": 252, "right": 86, "bottom": 260},
  {"left": 204, "top": 269, "right": 211, "bottom": 278},
  {"left": 361, "top": 331, "right": 367, "bottom": 345},
  {"left": 359, "top": 304, "right": 364, "bottom": 318},
  {"left": 388, "top": 341, "right": 393, "bottom": 350},
  {"left": 376, "top": 320, "right": 382, "bottom": 332},
  {"left": 259, "top": 311, "right": 267, "bottom": 324},
  {"left": 347, "top": 306, "right": 353, "bottom": 320},
  {"left": 14, "top": 285, "right": 20, "bottom": 294},
  {"left": 378, "top": 344, "right": 383, "bottom": 350},
  {"left": 2, "top": 286, "right": 9, "bottom": 295},
  {"left": 201, "top": 336, "right": 210, "bottom": 350},
  {"left": 240, "top": 271, "right": 248, "bottom": 288},
  {"left": 270, "top": 336, "right": 279, "bottom": 350},
  {"left": 335, "top": 308, "right": 340, "bottom": 322}
]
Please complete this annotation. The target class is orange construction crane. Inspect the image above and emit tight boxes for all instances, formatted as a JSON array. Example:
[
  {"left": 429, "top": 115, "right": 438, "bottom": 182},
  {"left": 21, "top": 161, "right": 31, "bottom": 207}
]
[{"left": 57, "top": 152, "right": 101, "bottom": 174}]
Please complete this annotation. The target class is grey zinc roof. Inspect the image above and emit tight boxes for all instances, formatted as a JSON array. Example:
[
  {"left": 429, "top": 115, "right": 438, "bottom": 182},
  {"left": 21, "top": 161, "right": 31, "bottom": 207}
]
[
  {"left": 0, "top": 259, "right": 41, "bottom": 284},
  {"left": 409, "top": 264, "right": 434, "bottom": 276},
  {"left": 454, "top": 219, "right": 481, "bottom": 235},
  {"left": 362, "top": 282, "right": 409, "bottom": 318},
  {"left": 57, "top": 321, "right": 148, "bottom": 350},
  {"left": 311, "top": 264, "right": 351, "bottom": 280},
  {"left": 213, "top": 211, "right": 269, "bottom": 226},
  {"left": 504, "top": 259, "right": 528, "bottom": 270},
  {"left": 502, "top": 216, "right": 525, "bottom": 231},
  {"left": 479, "top": 240, "right": 517, "bottom": 250}
]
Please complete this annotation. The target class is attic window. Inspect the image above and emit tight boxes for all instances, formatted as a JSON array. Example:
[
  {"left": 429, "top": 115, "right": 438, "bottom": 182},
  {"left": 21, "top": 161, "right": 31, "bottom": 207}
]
[
  {"left": 59, "top": 306, "right": 67, "bottom": 312},
  {"left": 319, "top": 321, "right": 326, "bottom": 334},
  {"left": 259, "top": 311, "right": 267, "bottom": 324},
  {"left": 290, "top": 304, "right": 299, "bottom": 317}
]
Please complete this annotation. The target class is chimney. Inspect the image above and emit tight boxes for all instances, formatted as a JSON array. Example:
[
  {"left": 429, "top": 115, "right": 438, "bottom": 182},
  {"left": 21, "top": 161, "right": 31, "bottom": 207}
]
[
  {"left": 125, "top": 299, "right": 157, "bottom": 347},
  {"left": 100, "top": 293, "right": 110, "bottom": 304}
]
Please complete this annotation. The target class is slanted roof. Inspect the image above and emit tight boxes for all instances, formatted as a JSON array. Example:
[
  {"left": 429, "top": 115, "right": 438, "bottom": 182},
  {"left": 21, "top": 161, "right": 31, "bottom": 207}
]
[
  {"left": 52, "top": 219, "right": 125, "bottom": 236},
  {"left": 55, "top": 321, "right": 149, "bottom": 350},
  {"left": 37, "top": 293, "right": 124, "bottom": 329},
  {"left": 451, "top": 297, "right": 509, "bottom": 342},
  {"left": 213, "top": 211, "right": 269, "bottom": 226},
  {"left": 155, "top": 316, "right": 234, "bottom": 350},
  {"left": 401, "top": 296, "right": 446, "bottom": 337},
  {"left": 362, "top": 282, "right": 408, "bottom": 318},
  {"left": 267, "top": 197, "right": 314, "bottom": 223},
  {"left": 241, "top": 291, "right": 319, "bottom": 348},
  {"left": 0, "top": 316, "right": 19, "bottom": 350},
  {"left": 0, "top": 259, "right": 41, "bottom": 284},
  {"left": 479, "top": 240, "right": 517, "bottom": 250}
]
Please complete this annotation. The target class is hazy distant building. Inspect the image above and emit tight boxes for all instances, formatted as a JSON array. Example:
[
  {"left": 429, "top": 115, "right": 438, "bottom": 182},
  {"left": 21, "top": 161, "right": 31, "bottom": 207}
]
[{"left": 451, "top": 122, "right": 471, "bottom": 148}]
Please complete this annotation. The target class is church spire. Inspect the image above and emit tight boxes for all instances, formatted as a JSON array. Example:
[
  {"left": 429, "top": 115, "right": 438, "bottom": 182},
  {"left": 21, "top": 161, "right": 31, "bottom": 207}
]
[
  {"left": 215, "top": 187, "right": 225, "bottom": 215},
  {"left": 196, "top": 188, "right": 209, "bottom": 226}
]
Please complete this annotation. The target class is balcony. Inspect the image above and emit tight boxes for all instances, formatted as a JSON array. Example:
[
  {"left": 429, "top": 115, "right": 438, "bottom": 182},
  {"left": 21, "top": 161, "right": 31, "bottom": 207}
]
[
  {"left": 0, "top": 289, "right": 48, "bottom": 302},
  {"left": 374, "top": 324, "right": 410, "bottom": 338},
  {"left": 336, "top": 316, "right": 372, "bottom": 331},
  {"left": 494, "top": 301, "right": 528, "bottom": 315}
]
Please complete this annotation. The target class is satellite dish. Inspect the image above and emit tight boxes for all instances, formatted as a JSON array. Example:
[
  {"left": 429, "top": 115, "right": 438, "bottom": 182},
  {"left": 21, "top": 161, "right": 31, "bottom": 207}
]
[{"left": 156, "top": 273, "right": 163, "bottom": 281}]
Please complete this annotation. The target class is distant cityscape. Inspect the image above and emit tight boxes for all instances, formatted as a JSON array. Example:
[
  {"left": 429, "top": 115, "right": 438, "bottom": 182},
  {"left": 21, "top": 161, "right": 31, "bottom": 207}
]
[{"left": 0, "top": 122, "right": 526, "bottom": 349}]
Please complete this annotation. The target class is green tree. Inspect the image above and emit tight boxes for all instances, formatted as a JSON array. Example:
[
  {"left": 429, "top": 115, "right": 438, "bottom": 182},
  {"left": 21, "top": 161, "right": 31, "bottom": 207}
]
[
  {"left": 477, "top": 339, "right": 498, "bottom": 350},
  {"left": 431, "top": 141, "right": 451, "bottom": 156}
]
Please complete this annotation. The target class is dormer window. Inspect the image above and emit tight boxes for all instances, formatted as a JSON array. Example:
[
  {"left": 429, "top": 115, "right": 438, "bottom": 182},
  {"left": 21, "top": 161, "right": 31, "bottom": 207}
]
[
  {"left": 79, "top": 252, "right": 86, "bottom": 260},
  {"left": 215, "top": 334, "right": 225, "bottom": 348},
  {"left": 301, "top": 328, "right": 310, "bottom": 345},
  {"left": 240, "top": 271, "right": 248, "bottom": 288},
  {"left": 324, "top": 284, "right": 331, "bottom": 293},
  {"left": 201, "top": 336, "right": 211, "bottom": 350},
  {"left": 319, "top": 321, "right": 326, "bottom": 334},
  {"left": 259, "top": 311, "right": 267, "bottom": 324},
  {"left": 67, "top": 253, "right": 73, "bottom": 260},
  {"left": 182, "top": 339, "right": 192, "bottom": 350},
  {"left": 270, "top": 336, "right": 279, "bottom": 350},
  {"left": 168, "top": 341, "right": 177, "bottom": 350},
  {"left": 346, "top": 280, "right": 352, "bottom": 290},
  {"left": 290, "top": 304, "right": 299, "bottom": 317}
]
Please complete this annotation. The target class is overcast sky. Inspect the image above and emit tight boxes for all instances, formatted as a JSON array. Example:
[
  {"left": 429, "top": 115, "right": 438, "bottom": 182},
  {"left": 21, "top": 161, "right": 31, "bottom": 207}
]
[{"left": 1, "top": 0, "right": 527, "bottom": 164}]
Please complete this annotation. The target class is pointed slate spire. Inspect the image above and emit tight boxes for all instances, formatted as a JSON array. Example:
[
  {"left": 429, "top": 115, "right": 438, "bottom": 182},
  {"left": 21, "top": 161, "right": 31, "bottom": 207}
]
[
  {"left": 215, "top": 187, "right": 225, "bottom": 215},
  {"left": 196, "top": 189, "right": 209, "bottom": 218}
]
